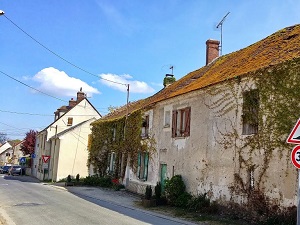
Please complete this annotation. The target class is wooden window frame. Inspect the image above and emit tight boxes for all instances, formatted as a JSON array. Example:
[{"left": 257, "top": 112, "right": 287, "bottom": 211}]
[
  {"left": 242, "top": 89, "right": 259, "bottom": 135},
  {"left": 137, "top": 152, "right": 149, "bottom": 181},
  {"left": 141, "top": 115, "right": 149, "bottom": 138},
  {"left": 172, "top": 107, "right": 191, "bottom": 138},
  {"left": 67, "top": 117, "right": 73, "bottom": 126}
]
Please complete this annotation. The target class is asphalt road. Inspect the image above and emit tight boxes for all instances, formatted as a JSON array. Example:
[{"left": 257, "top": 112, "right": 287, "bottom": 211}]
[{"left": 0, "top": 175, "right": 198, "bottom": 225}]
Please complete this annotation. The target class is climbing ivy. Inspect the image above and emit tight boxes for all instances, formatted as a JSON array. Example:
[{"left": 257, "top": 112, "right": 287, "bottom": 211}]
[
  {"left": 205, "top": 58, "right": 300, "bottom": 200},
  {"left": 88, "top": 109, "right": 156, "bottom": 179}
]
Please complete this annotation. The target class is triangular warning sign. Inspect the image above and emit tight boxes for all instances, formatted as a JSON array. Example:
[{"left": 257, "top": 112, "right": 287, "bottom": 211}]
[
  {"left": 287, "top": 119, "right": 300, "bottom": 144},
  {"left": 42, "top": 155, "right": 50, "bottom": 163}
]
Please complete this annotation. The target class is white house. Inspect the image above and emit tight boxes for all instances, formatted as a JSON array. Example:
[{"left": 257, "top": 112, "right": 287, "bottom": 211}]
[
  {"left": 33, "top": 89, "right": 101, "bottom": 181},
  {"left": 0, "top": 142, "right": 12, "bottom": 166}
]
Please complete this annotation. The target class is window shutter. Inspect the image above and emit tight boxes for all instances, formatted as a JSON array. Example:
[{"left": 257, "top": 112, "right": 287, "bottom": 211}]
[
  {"left": 137, "top": 152, "right": 141, "bottom": 178},
  {"left": 172, "top": 110, "right": 177, "bottom": 137},
  {"left": 184, "top": 107, "right": 191, "bottom": 136},
  {"left": 144, "top": 152, "right": 149, "bottom": 181},
  {"left": 112, "top": 152, "right": 115, "bottom": 172}
]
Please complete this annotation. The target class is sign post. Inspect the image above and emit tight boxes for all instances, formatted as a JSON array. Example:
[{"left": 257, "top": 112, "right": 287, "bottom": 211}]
[
  {"left": 287, "top": 120, "right": 300, "bottom": 225},
  {"left": 290, "top": 145, "right": 300, "bottom": 225}
]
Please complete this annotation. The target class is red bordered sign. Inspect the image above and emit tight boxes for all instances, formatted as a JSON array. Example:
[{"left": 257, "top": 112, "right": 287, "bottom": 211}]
[
  {"left": 291, "top": 145, "right": 300, "bottom": 169},
  {"left": 287, "top": 119, "right": 300, "bottom": 144},
  {"left": 42, "top": 155, "right": 50, "bottom": 163}
]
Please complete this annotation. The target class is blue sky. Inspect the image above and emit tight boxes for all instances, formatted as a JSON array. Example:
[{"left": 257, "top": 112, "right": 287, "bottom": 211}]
[{"left": 0, "top": 0, "right": 300, "bottom": 140}]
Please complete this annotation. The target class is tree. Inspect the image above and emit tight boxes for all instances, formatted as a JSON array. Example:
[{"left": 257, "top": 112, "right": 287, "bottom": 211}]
[
  {"left": 20, "top": 130, "right": 37, "bottom": 155},
  {"left": 0, "top": 132, "right": 8, "bottom": 144}
]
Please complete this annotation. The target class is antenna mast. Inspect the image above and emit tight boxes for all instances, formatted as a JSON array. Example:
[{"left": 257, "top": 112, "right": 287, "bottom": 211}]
[
  {"left": 216, "top": 12, "right": 230, "bottom": 56},
  {"left": 170, "top": 65, "right": 174, "bottom": 75}
]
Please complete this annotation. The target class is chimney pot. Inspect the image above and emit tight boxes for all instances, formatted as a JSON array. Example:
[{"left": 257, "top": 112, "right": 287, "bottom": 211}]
[
  {"left": 206, "top": 39, "right": 220, "bottom": 65},
  {"left": 163, "top": 74, "right": 176, "bottom": 87}
]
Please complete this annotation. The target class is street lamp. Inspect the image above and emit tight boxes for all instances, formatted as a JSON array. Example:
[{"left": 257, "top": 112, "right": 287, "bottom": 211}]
[{"left": 0, "top": 10, "right": 4, "bottom": 15}]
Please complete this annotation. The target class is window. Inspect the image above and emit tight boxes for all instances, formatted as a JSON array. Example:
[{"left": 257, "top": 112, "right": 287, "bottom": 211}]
[
  {"left": 242, "top": 89, "right": 259, "bottom": 135},
  {"left": 249, "top": 166, "right": 255, "bottom": 190},
  {"left": 172, "top": 107, "right": 191, "bottom": 137},
  {"left": 67, "top": 117, "right": 73, "bottom": 126},
  {"left": 5, "top": 152, "right": 10, "bottom": 157},
  {"left": 107, "top": 152, "right": 116, "bottom": 174},
  {"left": 141, "top": 115, "right": 149, "bottom": 138},
  {"left": 137, "top": 152, "right": 149, "bottom": 180},
  {"left": 164, "top": 110, "right": 170, "bottom": 127}
]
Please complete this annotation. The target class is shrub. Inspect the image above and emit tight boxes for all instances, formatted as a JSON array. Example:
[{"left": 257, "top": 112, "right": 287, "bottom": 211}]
[
  {"left": 83, "top": 175, "right": 112, "bottom": 187},
  {"left": 165, "top": 175, "right": 186, "bottom": 205},
  {"left": 188, "top": 193, "right": 211, "bottom": 212},
  {"left": 154, "top": 182, "right": 161, "bottom": 200},
  {"left": 67, "top": 175, "right": 72, "bottom": 183},
  {"left": 175, "top": 191, "right": 192, "bottom": 208},
  {"left": 76, "top": 174, "right": 80, "bottom": 182},
  {"left": 145, "top": 185, "right": 152, "bottom": 200}
]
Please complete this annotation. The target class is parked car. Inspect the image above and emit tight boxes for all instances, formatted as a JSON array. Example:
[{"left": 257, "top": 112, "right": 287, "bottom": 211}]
[
  {"left": 8, "top": 165, "right": 22, "bottom": 176},
  {"left": 1, "top": 165, "right": 11, "bottom": 174}
]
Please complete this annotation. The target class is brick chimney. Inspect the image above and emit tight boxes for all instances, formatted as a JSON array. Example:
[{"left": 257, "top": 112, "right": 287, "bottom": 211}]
[
  {"left": 69, "top": 98, "right": 77, "bottom": 107},
  {"left": 76, "top": 87, "right": 86, "bottom": 102},
  {"left": 206, "top": 39, "right": 220, "bottom": 65}
]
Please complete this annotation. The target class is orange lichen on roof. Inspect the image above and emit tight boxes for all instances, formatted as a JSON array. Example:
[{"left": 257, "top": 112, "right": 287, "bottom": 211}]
[{"left": 97, "top": 24, "right": 300, "bottom": 121}]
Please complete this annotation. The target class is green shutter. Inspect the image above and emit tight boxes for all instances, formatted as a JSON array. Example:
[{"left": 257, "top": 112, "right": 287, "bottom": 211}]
[
  {"left": 137, "top": 152, "right": 141, "bottom": 178},
  {"left": 144, "top": 152, "right": 149, "bottom": 181}
]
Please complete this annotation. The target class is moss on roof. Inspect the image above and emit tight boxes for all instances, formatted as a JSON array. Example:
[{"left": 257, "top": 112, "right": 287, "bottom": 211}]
[{"left": 97, "top": 24, "right": 300, "bottom": 122}]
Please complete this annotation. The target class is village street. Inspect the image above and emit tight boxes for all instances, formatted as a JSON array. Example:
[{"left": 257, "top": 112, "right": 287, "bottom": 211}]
[{"left": 0, "top": 175, "right": 200, "bottom": 225}]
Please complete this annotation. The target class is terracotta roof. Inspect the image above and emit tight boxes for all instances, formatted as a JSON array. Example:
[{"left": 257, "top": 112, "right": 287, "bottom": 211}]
[{"left": 98, "top": 24, "right": 300, "bottom": 122}]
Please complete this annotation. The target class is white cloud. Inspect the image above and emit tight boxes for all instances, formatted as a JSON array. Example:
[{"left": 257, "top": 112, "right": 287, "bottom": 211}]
[
  {"left": 32, "top": 67, "right": 100, "bottom": 97},
  {"left": 99, "top": 73, "right": 155, "bottom": 94}
]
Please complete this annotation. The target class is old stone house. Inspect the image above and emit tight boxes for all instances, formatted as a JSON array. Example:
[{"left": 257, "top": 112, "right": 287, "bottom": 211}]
[{"left": 90, "top": 24, "right": 300, "bottom": 208}]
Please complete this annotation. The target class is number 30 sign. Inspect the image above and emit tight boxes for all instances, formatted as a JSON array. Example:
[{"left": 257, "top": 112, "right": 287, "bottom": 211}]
[{"left": 291, "top": 145, "right": 300, "bottom": 169}]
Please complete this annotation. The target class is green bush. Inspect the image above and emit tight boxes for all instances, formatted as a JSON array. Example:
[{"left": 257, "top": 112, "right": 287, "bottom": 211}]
[
  {"left": 83, "top": 175, "right": 112, "bottom": 187},
  {"left": 165, "top": 175, "right": 186, "bottom": 206},
  {"left": 76, "top": 174, "right": 80, "bottom": 182},
  {"left": 188, "top": 193, "right": 211, "bottom": 212},
  {"left": 175, "top": 191, "right": 192, "bottom": 208},
  {"left": 67, "top": 175, "right": 72, "bottom": 183},
  {"left": 145, "top": 185, "right": 152, "bottom": 200},
  {"left": 154, "top": 182, "right": 161, "bottom": 200}
]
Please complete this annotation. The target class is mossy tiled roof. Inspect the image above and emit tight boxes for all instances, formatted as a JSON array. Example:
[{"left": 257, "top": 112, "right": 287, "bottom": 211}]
[{"left": 99, "top": 24, "right": 300, "bottom": 121}]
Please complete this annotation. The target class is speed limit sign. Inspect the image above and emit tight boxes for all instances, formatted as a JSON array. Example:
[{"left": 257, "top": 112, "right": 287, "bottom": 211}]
[{"left": 291, "top": 145, "right": 300, "bottom": 169}]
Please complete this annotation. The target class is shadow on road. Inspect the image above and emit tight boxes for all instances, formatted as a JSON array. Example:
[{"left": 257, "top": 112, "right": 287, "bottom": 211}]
[{"left": 3, "top": 175, "right": 41, "bottom": 183}]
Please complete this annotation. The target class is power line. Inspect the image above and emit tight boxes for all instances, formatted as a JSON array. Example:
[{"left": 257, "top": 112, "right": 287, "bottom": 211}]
[
  {"left": 3, "top": 14, "right": 128, "bottom": 87},
  {"left": 0, "top": 70, "right": 67, "bottom": 102},
  {"left": 0, "top": 109, "right": 106, "bottom": 117},
  {"left": 0, "top": 110, "right": 53, "bottom": 117}
]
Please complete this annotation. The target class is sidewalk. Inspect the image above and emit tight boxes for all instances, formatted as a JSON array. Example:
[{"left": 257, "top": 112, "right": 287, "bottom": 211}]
[{"left": 49, "top": 182, "right": 202, "bottom": 225}]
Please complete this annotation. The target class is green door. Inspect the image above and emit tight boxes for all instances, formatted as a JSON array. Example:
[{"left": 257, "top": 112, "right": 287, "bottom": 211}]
[{"left": 160, "top": 164, "right": 167, "bottom": 193}]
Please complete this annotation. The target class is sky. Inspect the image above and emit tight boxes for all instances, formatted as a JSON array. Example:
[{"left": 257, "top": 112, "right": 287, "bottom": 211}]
[{"left": 0, "top": 0, "right": 300, "bottom": 140}]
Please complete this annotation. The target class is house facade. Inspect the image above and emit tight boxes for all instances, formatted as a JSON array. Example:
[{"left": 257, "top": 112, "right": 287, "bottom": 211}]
[
  {"left": 33, "top": 89, "right": 101, "bottom": 181},
  {"left": 90, "top": 24, "right": 300, "bottom": 208},
  {"left": 0, "top": 142, "right": 13, "bottom": 166}
]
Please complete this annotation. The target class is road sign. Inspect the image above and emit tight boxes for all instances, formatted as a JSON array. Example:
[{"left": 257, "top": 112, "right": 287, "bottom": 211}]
[
  {"left": 42, "top": 163, "right": 48, "bottom": 169},
  {"left": 31, "top": 153, "right": 36, "bottom": 158},
  {"left": 287, "top": 119, "right": 300, "bottom": 144},
  {"left": 291, "top": 145, "right": 300, "bottom": 169},
  {"left": 20, "top": 157, "right": 26, "bottom": 164},
  {"left": 42, "top": 155, "right": 50, "bottom": 163}
]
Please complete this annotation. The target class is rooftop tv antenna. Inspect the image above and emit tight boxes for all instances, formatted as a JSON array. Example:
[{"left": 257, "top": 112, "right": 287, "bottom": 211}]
[
  {"left": 216, "top": 12, "right": 230, "bottom": 56},
  {"left": 170, "top": 65, "right": 174, "bottom": 75}
]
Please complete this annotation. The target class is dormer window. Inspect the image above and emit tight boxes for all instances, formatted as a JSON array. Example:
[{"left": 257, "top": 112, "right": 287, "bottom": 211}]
[{"left": 67, "top": 117, "right": 73, "bottom": 126}]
